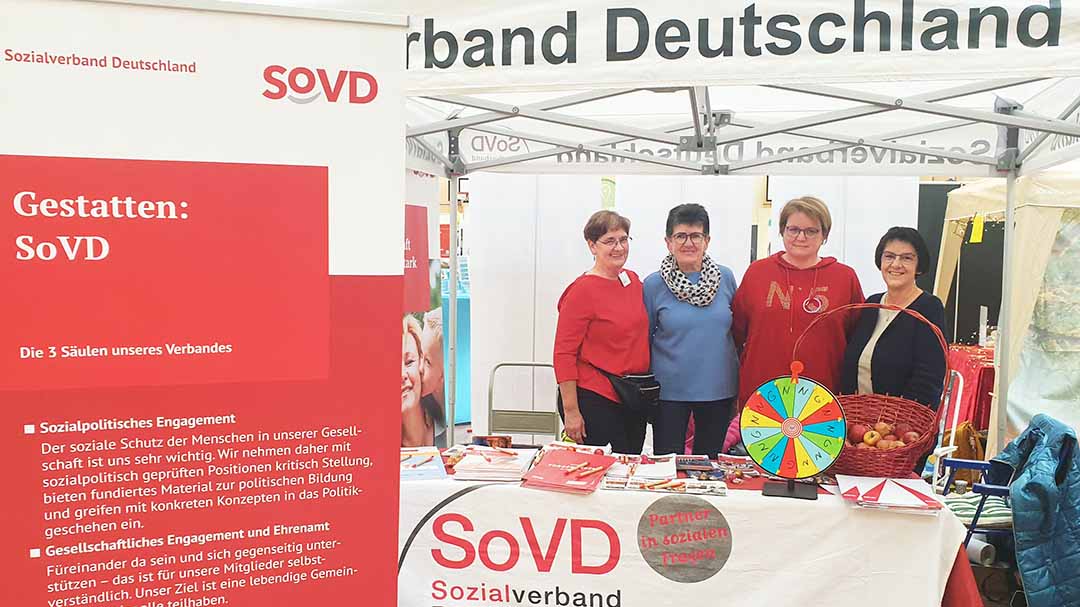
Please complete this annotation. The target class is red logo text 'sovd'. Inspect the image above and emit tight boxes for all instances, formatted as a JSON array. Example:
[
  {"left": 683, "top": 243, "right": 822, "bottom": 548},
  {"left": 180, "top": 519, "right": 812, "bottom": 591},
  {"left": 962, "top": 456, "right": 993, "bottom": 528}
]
[
  {"left": 430, "top": 513, "right": 620, "bottom": 574},
  {"left": 262, "top": 65, "right": 378, "bottom": 104}
]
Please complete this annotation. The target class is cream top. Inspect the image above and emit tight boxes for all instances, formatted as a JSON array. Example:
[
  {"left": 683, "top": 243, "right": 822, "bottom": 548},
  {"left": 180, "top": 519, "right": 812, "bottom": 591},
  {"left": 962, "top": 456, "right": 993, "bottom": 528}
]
[{"left": 857, "top": 294, "right": 902, "bottom": 395}]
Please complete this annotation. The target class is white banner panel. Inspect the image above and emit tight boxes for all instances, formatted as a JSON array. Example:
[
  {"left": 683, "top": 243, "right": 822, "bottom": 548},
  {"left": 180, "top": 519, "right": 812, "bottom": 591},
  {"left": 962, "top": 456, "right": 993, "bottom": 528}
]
[
  {"left": 1, "top": 3, "right": 406, "bottom": 607},
  {"left": 400, "top": 0, "right": 1080, "bottom": 94},
  {"left": 1, "top": 0, "right": 405, "bottom": 275},
  {"left": 399, "top": 480, "right": 968, "bottom": 607}
]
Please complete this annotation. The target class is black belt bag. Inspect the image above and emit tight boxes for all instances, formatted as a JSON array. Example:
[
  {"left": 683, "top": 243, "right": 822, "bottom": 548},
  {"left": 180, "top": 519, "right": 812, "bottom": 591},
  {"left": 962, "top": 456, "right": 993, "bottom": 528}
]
[{"left": 593, "top": 367, "right": 661, "bottom": 415}]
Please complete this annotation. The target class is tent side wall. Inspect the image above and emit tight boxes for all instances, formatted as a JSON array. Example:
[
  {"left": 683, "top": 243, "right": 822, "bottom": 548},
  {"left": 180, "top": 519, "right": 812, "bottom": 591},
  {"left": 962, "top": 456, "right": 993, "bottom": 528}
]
[{"left": 945, "top": 173, "right": 1080, "bottom": 450}]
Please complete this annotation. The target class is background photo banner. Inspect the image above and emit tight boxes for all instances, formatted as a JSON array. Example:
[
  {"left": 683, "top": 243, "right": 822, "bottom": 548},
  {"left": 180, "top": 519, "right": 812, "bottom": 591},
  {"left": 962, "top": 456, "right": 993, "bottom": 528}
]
[{"left": 400, "top": 0, "right": 1080, "bottom": 94}]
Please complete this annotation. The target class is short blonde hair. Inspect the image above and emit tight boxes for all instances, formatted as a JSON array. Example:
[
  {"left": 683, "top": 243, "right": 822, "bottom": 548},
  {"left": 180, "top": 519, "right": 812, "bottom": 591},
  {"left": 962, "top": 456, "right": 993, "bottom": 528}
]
[
  {"left": 423, "top": 308, "right": 443, "bottom": 342},
  {"left": 403, "top": 315, "right": 423, "bottom": 358},
  {"left": 583, "top": 210, "right": 631, "bottom": 243},
  {"left": 780, "top": 196, "right": 832, "bottom": 238}
]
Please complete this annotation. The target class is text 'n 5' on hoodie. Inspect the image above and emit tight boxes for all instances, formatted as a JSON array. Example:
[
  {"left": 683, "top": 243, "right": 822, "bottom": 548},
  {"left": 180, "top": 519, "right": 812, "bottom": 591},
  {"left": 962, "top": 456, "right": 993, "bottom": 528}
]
[{"left": 731, "top": 252, "right": 864, "bottom": 409}]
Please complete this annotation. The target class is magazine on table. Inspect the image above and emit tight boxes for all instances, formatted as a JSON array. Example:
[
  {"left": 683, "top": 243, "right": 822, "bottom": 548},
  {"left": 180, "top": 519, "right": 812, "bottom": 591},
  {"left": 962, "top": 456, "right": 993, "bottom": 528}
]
[
  {"left": 453, "top": 446, "right": 538, "bottom": 482},
  {"left": 836, "top": 475, "right": 944, "bottom": 515},
  {"left": 540, "top": 441, "right": 613, "bottom": 457},
  {"left": 604, "top": 453, "right": 677, "bottom": 482},
  {"left": 714, "top": 454, "right": 761, "bottom": 477},
  {"left": 674, "top": 454, "right": 713, "bottom": 472},
  {"left": 400, "top": 447, "right": 446, "bottom": 481},
  {"left": 523, "top": 448, "right": 616, "bottom": 495},
  {"left": 608, "top": 477, "right": 727, "bottom": 496}
]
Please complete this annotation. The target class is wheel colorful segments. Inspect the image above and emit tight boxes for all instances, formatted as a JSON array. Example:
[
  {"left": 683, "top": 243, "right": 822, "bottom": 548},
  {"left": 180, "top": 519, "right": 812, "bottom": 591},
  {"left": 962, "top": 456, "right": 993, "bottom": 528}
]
[{"left": 740, "top": 374, "right": 846, "bottom": 480}]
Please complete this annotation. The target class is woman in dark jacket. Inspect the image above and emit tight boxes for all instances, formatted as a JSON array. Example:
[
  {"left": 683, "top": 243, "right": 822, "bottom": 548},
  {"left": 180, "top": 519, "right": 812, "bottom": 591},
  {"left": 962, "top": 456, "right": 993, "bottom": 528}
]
[{"left": 841, "top": 227, "right": 947, "bottom": 408}]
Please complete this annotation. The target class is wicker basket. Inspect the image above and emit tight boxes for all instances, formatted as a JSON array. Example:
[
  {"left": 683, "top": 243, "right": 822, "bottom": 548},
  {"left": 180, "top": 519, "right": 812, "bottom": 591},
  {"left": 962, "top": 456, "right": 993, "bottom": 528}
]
[{"left": 794, "top": 302, "right": 948, "bottom": 478}]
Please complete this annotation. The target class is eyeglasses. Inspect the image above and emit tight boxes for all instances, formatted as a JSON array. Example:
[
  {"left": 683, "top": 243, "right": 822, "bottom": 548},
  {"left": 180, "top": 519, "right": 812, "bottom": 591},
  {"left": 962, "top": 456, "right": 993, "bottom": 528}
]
[
  {"left": 882, "top": 252, "right": 917, "bottom": 266},
  {"left": 784, "top": 226, "right": 821, "bottom": 239},
  {"left": 597, "top": 236, "right": 632, "bottom": 248},
  {"left": 670, "top": 232, "right": 707, "bottom": 245}
]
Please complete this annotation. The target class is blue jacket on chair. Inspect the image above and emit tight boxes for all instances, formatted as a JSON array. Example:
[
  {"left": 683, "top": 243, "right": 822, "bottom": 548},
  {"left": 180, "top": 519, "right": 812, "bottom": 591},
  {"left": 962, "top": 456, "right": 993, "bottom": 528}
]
[{"left": 987, "top": 414, "right": 1079, "bottom": 607}]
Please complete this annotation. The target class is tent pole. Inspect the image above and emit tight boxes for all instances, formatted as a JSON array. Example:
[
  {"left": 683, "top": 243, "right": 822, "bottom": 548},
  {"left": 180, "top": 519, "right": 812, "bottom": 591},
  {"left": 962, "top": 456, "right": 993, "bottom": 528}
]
[
  {"left": 994, "top": 169, "right": 1018, "bottom": 454},
  {"left": 954, "top": 250, "right": 960, "bottom": 343},
  {"left": 447, "top": 173, "right": 460, "bottom": 446}
]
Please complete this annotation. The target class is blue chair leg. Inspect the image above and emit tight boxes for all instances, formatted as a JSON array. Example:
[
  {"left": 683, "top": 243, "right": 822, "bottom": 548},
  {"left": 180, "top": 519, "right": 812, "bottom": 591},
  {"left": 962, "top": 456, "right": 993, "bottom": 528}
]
[
  {"left": 943, "top": 468, "right": 959, "bottom": 496},
  {"left": 963, "top": 493, "right": 991, "bottom": 548}
]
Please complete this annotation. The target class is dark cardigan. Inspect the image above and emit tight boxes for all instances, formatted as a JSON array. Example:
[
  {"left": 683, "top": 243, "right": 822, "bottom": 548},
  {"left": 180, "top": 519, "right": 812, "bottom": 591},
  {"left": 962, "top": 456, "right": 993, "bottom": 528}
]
[{"left": 840, "top": 292, "right": 947, "bottom": 409}]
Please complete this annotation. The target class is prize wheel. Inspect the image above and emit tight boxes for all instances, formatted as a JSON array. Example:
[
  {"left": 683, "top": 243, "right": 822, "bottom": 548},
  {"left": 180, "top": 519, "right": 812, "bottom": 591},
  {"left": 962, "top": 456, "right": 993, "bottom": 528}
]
[{"left": 740, "top": 365, "right": 846, "bottom": 480}]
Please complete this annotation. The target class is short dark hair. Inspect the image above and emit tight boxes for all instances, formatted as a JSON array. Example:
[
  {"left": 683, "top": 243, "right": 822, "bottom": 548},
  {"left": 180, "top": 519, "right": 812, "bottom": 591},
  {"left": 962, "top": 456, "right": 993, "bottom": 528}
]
[
  {"left": 665, "top": 203, "right": 710, "bottom": 236},
  {"left": 875, "top": 227, "right": 931, "bottom": 275},
  {"left": 583, "top": 210, "right": 631, "bottom": 242}
]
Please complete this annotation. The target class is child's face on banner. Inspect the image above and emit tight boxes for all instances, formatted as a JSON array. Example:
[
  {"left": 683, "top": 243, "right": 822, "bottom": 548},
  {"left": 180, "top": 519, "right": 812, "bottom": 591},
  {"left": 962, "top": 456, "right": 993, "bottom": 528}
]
[
  {"left": 421, "top": 324, "right": 443, "bottom": 395},
  {"left": 402, "top": 333, "right": 422, "bottom": 412}
]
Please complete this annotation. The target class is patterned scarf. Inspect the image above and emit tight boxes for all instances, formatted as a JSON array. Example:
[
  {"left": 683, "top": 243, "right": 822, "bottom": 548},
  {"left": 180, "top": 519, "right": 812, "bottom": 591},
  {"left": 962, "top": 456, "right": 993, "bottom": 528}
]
[{"left": 660, "top": 253, "right": 722, "bottom": 307}]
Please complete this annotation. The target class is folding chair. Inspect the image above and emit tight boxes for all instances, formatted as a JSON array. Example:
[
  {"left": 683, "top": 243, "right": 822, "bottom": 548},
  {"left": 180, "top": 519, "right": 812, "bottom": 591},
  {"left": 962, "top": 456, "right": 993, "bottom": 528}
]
[
  {"left": 941, "top": 458, "right": 1012, "bottom": 547},
  {"left": 927, "top": 369, "right": 965, "bottom": 487},
  {"left": 486, "top": 362, "right": 561, "bottom": 444}
]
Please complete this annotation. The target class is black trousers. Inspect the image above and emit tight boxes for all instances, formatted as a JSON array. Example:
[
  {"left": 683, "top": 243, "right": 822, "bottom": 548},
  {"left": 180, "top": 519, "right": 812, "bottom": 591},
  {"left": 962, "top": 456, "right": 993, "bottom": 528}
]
[
  {"left": 652, "top": 398, "right": 734, "bottom": 458},
  {"left": 558, "top": 388, "right": 648, "bottom": 454}
]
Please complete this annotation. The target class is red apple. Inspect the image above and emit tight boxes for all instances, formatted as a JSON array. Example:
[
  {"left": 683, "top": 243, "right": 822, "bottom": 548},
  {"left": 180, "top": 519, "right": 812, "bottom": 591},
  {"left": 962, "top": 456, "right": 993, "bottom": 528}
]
[
  {"left": 902, "top": 431, "right": 921, "bottom": 444},
  {"left": 863, "top": 430, "right": 882, "bottom": 446},
  {"left": 856, "top": 442, "right": 870, "bottom": 450},
  {"left": 877, "top": 439, "right": 893, "bottom": 450},
  {"left": 884, "top": 434, "right": 898, "bottom": 442},
  {"left": 893, "top": 423, "right": 912, "bottom": 437},
  {"left": 894, "top": 441, "right": 906, "bottom": 448},
  {"left": 849, "top": 423, "right": 871, "bottom": 443},
  {"left": 873, "top": 422, "right": 893, "bottom": 436}
]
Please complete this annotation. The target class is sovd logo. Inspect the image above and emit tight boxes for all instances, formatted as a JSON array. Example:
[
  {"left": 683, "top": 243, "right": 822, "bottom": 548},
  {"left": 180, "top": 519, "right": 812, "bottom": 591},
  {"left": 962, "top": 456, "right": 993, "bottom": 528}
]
[
  {"left": 431, "top": 513, "right": 620, "bottom": 574},
  {"left": 262, "top": 65, "right": 378, "bottom": 104}
]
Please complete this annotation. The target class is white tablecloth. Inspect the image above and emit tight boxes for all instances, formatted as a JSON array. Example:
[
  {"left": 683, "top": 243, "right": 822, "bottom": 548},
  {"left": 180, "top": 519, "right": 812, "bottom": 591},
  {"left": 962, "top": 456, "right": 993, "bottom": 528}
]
[{"left": 399, "top": 480, "right": 967, "bottom": 607}]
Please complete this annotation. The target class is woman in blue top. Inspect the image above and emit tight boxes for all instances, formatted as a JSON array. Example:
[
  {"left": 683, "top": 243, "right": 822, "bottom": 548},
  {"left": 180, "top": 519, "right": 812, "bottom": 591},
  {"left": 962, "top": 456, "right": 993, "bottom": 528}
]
[{"left": 644, "top": 204, "right": 739, "bottom": 457}]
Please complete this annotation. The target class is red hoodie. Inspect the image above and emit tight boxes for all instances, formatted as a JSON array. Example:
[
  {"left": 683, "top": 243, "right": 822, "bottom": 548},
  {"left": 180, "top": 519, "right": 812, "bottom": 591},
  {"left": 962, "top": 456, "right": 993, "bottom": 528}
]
[{"left": 731, "top": 252, "right": 864, "bottom": 408}]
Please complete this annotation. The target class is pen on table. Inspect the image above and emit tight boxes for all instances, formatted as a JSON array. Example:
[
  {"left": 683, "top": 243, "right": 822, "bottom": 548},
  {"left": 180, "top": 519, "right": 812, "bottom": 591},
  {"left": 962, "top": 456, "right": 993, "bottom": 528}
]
[
  {"left": 410, "top": 456, "right": 434, "bottom": 468},
  {"left": 564, "top": 462, "right": 589, "bottom": 475}
]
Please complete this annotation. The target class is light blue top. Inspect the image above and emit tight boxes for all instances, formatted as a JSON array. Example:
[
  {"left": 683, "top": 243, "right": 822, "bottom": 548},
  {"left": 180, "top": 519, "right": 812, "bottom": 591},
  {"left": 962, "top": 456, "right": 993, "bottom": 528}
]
[{"left": 643, "top": 266, "right": 739, "bottom": 402}]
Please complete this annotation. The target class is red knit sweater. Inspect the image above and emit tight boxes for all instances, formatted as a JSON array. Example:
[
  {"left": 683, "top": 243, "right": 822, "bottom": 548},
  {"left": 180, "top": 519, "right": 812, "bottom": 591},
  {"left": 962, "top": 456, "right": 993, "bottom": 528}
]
[
  {"left": 553, "top": 272, "right": 650, "bottom": 403},
  {"left": 731, "top": 253, "right": 864, "bottom": 408}
]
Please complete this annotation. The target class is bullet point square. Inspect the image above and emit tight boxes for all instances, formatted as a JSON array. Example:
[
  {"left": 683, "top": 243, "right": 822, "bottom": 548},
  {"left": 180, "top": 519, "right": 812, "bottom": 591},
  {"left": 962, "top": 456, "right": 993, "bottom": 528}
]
[
  {"left": 29, "top": 548, "right": 41, "bottom": 558},
  {"left": 24, "top": 424, "right": 35, "bottom": 435}
]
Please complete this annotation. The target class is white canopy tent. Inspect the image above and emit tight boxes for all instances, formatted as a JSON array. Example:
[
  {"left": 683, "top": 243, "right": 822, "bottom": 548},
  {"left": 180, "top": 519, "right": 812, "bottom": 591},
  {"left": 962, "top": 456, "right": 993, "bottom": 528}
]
[
  {"left": 265, "top": 0, "right": 1080, "bottom": 452},
  {"left": 937, "top": 173, "right": 1080, "bottom": 447}
]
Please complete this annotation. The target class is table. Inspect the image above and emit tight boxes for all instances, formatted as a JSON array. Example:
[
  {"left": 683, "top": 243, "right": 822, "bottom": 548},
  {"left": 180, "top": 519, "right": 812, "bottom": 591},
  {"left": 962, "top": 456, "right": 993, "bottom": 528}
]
[
  {"left": 948, "top": 345, "right": 996, "bottom": 431},
  {"left": 399, "top": 480, "right": 979, "bottom": 607}
]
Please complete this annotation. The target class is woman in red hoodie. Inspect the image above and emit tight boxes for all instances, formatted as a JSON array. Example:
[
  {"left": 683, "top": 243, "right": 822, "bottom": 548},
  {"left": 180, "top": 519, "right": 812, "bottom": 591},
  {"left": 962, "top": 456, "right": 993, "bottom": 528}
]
[
  {"left": 731, "top": 196, "right": 864, "bottom": 421},
  {"left": 553, "top": 210, "right": 651, "bottom": 454}
]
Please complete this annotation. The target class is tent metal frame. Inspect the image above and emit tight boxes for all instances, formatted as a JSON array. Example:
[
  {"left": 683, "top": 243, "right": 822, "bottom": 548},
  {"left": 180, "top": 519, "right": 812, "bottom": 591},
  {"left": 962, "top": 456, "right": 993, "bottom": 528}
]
[{"left": 413, "top": 79, "right": 1080, "bottom": 453}]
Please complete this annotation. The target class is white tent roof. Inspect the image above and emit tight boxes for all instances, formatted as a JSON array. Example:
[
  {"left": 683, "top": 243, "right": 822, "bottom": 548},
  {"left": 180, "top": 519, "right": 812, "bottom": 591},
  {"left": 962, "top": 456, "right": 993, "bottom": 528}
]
[
  {"left": 407, "top": 79, "right": 1079, "bottom": 176},
  {"left": 262, "top": 0, "right": 1080, "bottom": 178}
]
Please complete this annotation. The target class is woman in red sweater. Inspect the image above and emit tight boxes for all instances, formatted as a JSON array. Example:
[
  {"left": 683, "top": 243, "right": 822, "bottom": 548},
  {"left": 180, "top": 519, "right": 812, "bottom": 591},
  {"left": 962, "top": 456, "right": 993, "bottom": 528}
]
[
  {"left": 553, "top": 210, "right": 651, "bottom": 453},
  {"left": 730, "top": 197, "right": 864, "bottom": 431}
]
